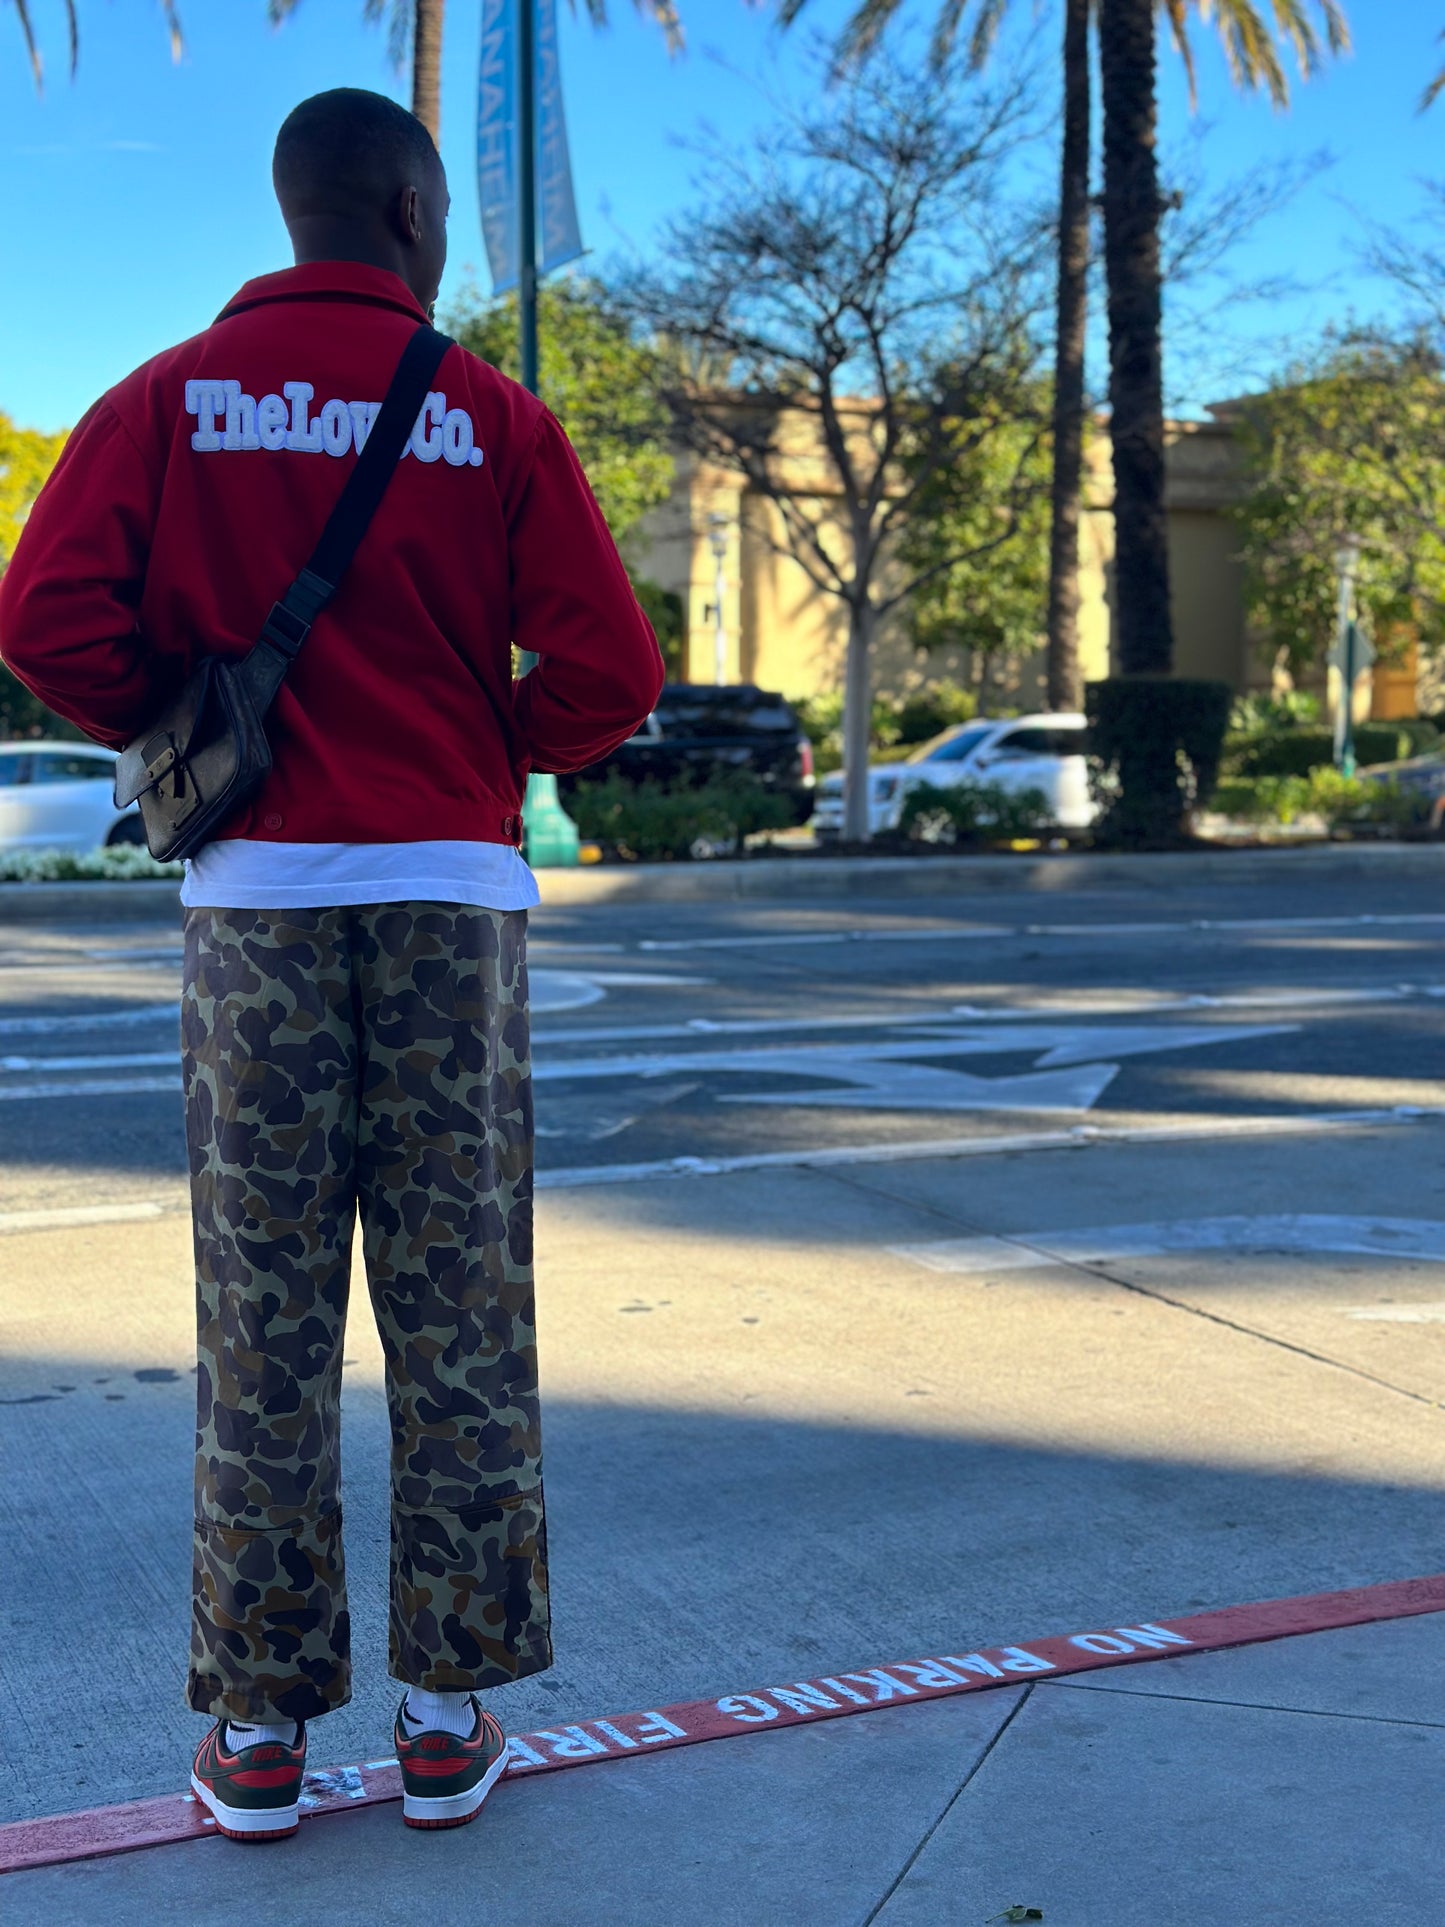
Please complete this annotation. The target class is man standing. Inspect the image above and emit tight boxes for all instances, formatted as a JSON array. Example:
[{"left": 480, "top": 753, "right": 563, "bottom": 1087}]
[{"left": 0, "top": 89, "right": 662, "bottom": 1839}]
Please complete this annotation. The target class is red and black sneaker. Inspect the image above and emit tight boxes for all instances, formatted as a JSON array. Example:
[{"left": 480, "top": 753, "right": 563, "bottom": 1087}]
[
  {"left": 394, "top": 1696, "right": 507, "bottom": 1830},
  {"left": 191, "top": 1720, "right": 307, "bottom": 1841}
]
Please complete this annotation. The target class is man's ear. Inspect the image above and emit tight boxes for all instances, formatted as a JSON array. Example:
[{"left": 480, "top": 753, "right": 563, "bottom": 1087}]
[{"left": 397, "top": 183, "right": 423, "bottom": 247}]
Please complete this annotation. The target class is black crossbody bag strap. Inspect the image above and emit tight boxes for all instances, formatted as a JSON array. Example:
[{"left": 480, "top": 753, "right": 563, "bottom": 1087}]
[{"left": 239, "top": 321, "right": 453, "bottom": 717}]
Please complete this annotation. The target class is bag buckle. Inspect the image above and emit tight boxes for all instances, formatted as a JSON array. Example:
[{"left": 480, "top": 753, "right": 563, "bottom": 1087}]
[{"left": 260, "top": 601, "right": 310, "bottom": 657}]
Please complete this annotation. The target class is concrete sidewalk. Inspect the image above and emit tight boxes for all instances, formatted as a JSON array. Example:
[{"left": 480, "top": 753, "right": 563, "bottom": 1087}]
[
  {"left": 5, "top": 1609, "right": 1442, "bottom": 1925},
  {"left": 4, "top": 835, "right": 1445, "bottom": 920}
]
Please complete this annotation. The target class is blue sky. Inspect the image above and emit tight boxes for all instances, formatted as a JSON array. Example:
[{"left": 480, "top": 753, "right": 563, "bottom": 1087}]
[{"left": 2, "top": 0, "right": 1441, "bottom": 432}]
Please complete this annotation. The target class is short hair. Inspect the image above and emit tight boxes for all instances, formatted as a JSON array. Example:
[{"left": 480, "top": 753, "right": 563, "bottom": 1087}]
[{"left": 273, "top": 88, "right": 440, "bottom": 222}]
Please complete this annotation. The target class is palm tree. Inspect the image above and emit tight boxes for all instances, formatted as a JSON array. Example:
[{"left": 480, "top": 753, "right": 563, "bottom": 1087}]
[
  {"left": 272, "top": 0, "right": 682, "bottom": 145},
  {"left": 1101, "top": 0, "right": 1347, "bottom": 674},
  {"left": 779, "top": 0, "right": 1348, "bottom": 697},
  {"left": 9, "top": 0, "right": 182, "bottom": 87},
  {"left": 268, "top": 1, "right": 445, "bottom": 139}
]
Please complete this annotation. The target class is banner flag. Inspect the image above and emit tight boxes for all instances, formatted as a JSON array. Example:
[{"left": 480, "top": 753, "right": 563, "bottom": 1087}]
[
  {"left": 477, "top": 0, "right": 583, "bottom": 297},
  {"left": 534, "top": 0, "right": 584, "bottom": 277}
]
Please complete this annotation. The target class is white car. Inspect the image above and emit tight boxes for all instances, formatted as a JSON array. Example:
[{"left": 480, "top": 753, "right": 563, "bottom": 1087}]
[
  {"left": 0, "top": 740, "right": 144, "bottom": 852},
  {"left": 811, "top": 712, "right": 1096, "bottom": 840}
]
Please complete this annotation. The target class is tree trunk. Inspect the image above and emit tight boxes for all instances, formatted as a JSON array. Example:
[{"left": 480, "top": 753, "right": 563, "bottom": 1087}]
[
  {"left": 412, "top": 0, "right": 445, "bottom": 144},
  {"left": 1098, "top": 0, "right": 1173, "bottom": 676},
  {"left": 841, "top": 600, "right": 875, "bottom": 844},
  {"left": 1045, "top": 0, "right": 1090, "bottom": 713}
]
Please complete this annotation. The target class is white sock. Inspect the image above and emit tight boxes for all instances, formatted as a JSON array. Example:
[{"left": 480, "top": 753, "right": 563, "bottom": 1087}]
[
  {"left": 402, "top": 1688, "right": 477, "bottom": 1739},
  {"left": 225, "top": 1717, "right": 298, "bottom": 1750}
]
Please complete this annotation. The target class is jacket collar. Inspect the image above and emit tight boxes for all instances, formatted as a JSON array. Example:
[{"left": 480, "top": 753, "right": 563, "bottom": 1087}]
[{"left": 217, "top": 262, "right": 430, "bottom": 324}]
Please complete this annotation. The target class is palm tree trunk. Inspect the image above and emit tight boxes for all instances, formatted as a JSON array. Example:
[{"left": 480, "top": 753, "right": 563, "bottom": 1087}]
[
  {"left": 412, "top": 0, "right": 445, "bottom": 143},
  {"left": 1098, "top": 0, "right": 1173, "bottom": 676},
  {"left": 1045, "top": 0, "right": 1090, "bottom": 714}
]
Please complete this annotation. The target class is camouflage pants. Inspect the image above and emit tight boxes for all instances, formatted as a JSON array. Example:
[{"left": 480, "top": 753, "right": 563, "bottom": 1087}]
[{"left": 181, "top": 903, "right": 550, "bottom": 1724}]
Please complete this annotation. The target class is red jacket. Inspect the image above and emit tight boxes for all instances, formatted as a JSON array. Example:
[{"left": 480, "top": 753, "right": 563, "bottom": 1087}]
[{"left": 0, "top": 262, "right": 663, "bottom": 848}]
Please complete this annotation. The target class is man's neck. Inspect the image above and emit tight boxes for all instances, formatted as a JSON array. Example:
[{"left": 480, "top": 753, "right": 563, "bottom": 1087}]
[{"left": 287, "top": 216, "right": 410, "bottom": 288}]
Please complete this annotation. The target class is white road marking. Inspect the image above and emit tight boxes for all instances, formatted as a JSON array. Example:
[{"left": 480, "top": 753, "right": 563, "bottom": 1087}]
[
  {"left": 0, "top": 1051, "right": 174, "bottom": 1073},
  {"left": 535, "top": 985, "right": 1443, "bottom": 1049},
  {"left": 1348, "top": 1303, "right": 1445, "bottom": 1323},
  {"left": 638, "top": 913, "right": 1445, "bottom": 953},
  {"left": 534, "top": 1109, "right": 1445, "bottom": 1188},
  {"left": 892, "top": 1214, "right": 1445, "bottom": 1273},
  {"left": 0, "top": 1004, "right": 175, "bottom": 1038},
  {"left": 0, "top": 1076, "right": 179, "bottom": 1102},
  {"left": 0, "top": 1200, "right": 169, "bottom": 1235}
]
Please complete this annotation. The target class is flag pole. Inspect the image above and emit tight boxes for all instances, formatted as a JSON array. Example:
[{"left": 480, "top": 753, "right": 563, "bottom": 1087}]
[
  {"left": 517, "top": 0, "right": 539, "bottom": 400},
  {"left": 513, "top": 0, "right": 580, "bottom": 864}
]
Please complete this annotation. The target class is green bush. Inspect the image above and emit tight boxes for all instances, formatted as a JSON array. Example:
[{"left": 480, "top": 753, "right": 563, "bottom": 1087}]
[
  {"left": 1225, "top": 724, "right": 1431, "bottom": 780},
  {"left": 1208, "top": 769, "right": 1434, "bottom": 835},
  {"left": 1228, "top": 691, "right": 1321, "bottom": 733},
  {"left": 1086, "top": 678, "right": 1233, "bottom": 847},
  {"left": 893, "top": 681, "right": 979, "bottom": 746},
  {"left": 0, "top": 844, "right": 182, "bottom": 881},
  {"left": 568, "top": 769, "right": 794, "bottom": 862},
  {"left": 898, "top": 780, "right": 1049, "bottom": 846}
]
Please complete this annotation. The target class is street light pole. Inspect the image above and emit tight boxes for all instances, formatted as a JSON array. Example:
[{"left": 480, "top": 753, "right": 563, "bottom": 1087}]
[
  {"left": 1333, "top": 535, "right": 1362, "bottom": 778},
  {"left": 707, "top": 513, "right": 729, "bottom": 686}
]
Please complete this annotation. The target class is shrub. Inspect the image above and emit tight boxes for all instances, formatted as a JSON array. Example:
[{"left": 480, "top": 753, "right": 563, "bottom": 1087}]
[
  {"left": 567, "top": 769, "right": 794, "bottom": 861},
  {"left": 1225, "top": 725, "right": 1429, "bottom": 780},
  {"left": 1309, "top": 769, "right": 1433, "bottom": 836},
  {"left": 893, "top": 681, "right": 978, "bottom": 746},
  {"left": 1086, "top": 678, "right": 1233, "bottom": 847},
  {"left": 1229, "top": 691, "right": 1321, "bottom": 733},
  {"left": 1208, "top": 770, "right": 1434, "bottom": 835},
  {"left": 0, "top": 844, "right": 182, "bottom": 882},
  {"left": 898, "top": 780, "right": 1049, "bottom": 846}
]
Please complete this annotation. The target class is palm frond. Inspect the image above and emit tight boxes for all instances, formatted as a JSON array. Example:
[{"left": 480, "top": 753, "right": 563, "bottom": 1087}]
[
  {"left": 965, "top": 0, "right": 1012, "bottom": 72},
  {"left": 10, "top": 0, "right": 84, "bottom": 87},
  {"left": 1187, "top": 1, "right": 1352, "bottom": 109},
  {"left": 567, "top": 0, "right": 682, "bottom": 55},
  {"left": 1160, "top": 0, "right": 1200, "bottom": 110},
  {"left": 159, "top": 0, "right": 183, "bottom": 61},
  {"left": 11, "top": 0, "right": 42, "bottom": 87},
  {"left": 833, "top": 0, "right": 908, "bottom": 69},
  {"left": 1421, "top": 31, "right": 1445, "bottom": 112}
]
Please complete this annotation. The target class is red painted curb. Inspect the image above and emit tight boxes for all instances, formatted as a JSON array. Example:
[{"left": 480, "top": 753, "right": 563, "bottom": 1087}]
[{"left": 4, "top": 1572, "right": 1443, "bottom": 1876}]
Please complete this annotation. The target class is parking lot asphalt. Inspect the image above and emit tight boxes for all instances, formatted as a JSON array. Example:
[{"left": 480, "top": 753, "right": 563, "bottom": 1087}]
[{"left": 3, "top": 860, "right": 1444, "bottom": 1920}]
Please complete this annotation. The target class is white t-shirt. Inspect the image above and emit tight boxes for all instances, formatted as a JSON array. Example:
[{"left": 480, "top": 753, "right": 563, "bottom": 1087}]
[{"left": 180, "top": 838, "right": 540, "bottom": 912}]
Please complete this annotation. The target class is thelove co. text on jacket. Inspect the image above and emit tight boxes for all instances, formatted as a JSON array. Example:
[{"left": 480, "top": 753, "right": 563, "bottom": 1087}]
[{"left": 184, "top": 378, "right": 486, "bottom": 468}]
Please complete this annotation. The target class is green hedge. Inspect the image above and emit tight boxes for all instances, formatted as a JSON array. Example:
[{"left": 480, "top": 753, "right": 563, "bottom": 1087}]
[
  {"left": 1086, "top": 678, "right": 1233, "bottom": 848},
  {"left": 567, "top": 769, "right": 793, "bottom": 862},
  {"left": 1210, "top": 770, "right": 1435, "bottom": 834},
  {"left": 1225, "top": 723, "right": 1438, "bottom": 780}
]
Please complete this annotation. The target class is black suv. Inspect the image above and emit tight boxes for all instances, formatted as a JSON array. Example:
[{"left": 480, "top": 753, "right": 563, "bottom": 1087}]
[{"left": 559, "top": 684, "right": 817, "bottom": 825}]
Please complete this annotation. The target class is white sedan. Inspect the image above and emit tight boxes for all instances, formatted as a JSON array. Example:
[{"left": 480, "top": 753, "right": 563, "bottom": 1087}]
[
  {"left": 0, "top": 740, "right": 144, "bottom": 852},
  {"left": 811, "top": 713, "right": 1096, "bottom": 840}
]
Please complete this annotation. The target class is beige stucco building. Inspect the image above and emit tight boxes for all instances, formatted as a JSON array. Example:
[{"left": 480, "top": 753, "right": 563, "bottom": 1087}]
[{"left": 629, "top": 412, "right": 1418, "bottom": 719}]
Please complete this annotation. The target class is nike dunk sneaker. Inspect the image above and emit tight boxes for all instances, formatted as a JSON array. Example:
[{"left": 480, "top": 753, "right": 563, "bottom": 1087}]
[
  {"left": 394, "top": 1695, "right": 507, "bottom": 1829},
  {"left": 191, "top": 1720, "right": 307, "bottom": 1841}
]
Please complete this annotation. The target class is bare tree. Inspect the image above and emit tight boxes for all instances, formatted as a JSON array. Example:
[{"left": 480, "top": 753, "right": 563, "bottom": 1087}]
[{"left": 626, "top": 53, "right": 1049, "bottom": 843}]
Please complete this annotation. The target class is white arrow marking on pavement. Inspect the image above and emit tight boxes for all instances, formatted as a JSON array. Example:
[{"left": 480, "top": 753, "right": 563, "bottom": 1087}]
[{"left": 717, "top": 1053, "right": 1120, "bottom": 1113}]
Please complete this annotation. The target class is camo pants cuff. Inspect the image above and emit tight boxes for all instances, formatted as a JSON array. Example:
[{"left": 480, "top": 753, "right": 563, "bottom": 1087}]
[
  {"left": 187, "top": 1508, "right": 352, "bottom": 1724},
  {"left": 388, "top": 1486, "right": 552, "bottom": 1691}
]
